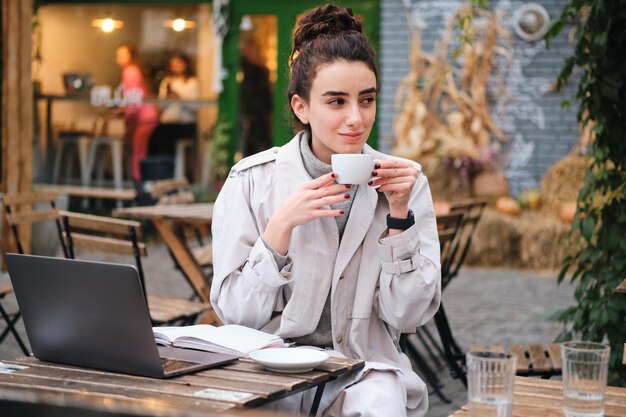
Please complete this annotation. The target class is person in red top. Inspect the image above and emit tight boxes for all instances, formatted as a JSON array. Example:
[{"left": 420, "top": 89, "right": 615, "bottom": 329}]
[{"left": 115, "top": 43, "right": 159, "bottom": 182}]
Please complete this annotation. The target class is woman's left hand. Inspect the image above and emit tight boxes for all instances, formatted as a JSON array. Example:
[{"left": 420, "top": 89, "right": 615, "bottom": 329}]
[{"left": 369, "top": 159, "right": 419, "bottom": 211}]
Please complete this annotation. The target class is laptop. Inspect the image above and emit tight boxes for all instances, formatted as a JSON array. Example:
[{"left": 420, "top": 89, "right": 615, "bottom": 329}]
[
  {"left": 62, "top": 72, "right": 92, "bottom": 96},
  {"left": 5, "top": 253, "right": 237, "bottom": 378}
]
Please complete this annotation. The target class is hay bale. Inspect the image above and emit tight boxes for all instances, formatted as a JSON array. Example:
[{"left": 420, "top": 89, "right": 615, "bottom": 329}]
[
  {"left": 519, "top": 214, "right": 579, "bottom": 271},
  {"left": 421, "top": 156, "right": 472, "bottom": 201},
  {"left": 540, "top": 154, "right": 588, "bottom": 216},
  {"left": 465, "top": 208, "right": 523, "bottom": 267}
]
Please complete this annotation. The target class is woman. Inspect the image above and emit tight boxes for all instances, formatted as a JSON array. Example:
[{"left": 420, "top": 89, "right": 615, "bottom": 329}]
[
  {"left": 210, "top": 4, "right": 440, "bottom": 416},
  {"left": 149, "top": 52, "right": 199, "bottom": 156},
  {"left": 115, "top": 43, "right": 159, "bottom": 182}
]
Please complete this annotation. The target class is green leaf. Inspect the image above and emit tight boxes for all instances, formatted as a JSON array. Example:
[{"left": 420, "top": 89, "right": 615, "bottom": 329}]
[{"left": 580, "top": 217, "right": 596, "bottom": 241}]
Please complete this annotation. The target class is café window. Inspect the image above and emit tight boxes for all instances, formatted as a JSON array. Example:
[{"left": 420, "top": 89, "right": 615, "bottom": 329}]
[{"left": 34, "top": 3, "right": 216, "bottom": 186}]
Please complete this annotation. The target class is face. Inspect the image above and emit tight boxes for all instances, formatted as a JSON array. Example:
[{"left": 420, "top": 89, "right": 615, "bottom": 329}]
[
  {"left": 169, "top": 56, "right": 187, "bottom": 76},
  {"left": 115, "top": 46, "right": 131, "bottom": 67},
  {"left": 291, "top": 60, "right": 377, "bottom": 164}
]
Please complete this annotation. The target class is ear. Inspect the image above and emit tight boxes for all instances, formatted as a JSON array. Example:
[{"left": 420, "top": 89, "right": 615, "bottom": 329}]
[{"left": 290, "top": 94, "right": 309, "bottom": 125}]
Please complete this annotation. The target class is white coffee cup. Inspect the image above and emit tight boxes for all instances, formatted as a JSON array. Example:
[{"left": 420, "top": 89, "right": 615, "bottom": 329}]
[{"left": 331, "top": 154, "right": 375, "bottom": 185}]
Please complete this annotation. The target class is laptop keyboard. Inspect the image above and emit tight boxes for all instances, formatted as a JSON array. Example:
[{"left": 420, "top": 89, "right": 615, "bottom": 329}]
[{"left": 160, "top": 357, "right": 201, "bottom": 372}]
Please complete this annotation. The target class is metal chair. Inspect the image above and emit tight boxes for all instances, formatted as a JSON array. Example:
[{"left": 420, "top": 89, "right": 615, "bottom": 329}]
[
  {"left": 401, "top": 210, "right": 464, "bottom": 402},
  {"left": 59, "top": 210, "right": 209, "bottom": 326},
  {"left": 1, "top": 191, "right": 67, "bottom": 355}
]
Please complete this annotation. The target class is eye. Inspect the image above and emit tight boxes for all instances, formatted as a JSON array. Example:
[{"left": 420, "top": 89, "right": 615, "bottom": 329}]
[
  {"left": 328, "top": 98, "right": 345, "bottom": 106},
  {"left": 360, "top": 96, "right": 376, "bottom": 105}
]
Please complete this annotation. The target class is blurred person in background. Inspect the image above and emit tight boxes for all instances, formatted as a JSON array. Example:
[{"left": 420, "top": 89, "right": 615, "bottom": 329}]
[
  {"left": 149, "top": 51, "right": 199, "bottom": 157},
  {"left": 115, "top": 42, "right": 159, "bottom": 183}
]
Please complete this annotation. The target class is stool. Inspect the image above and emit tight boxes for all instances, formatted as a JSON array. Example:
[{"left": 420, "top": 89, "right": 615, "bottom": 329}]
[
  {"left": 52, "top": 134, "right": 90, "bottom": 185},
  {"left": 174, "top": 139, "right": 193, "bottom": 179},
  {"left": 84, "top": 117, "right": 126, "bottom": 207},
  {"left": 469, "top": 343, "right": 562, "bottom": 378},
  {"left": 52, "top": 116, "right": 98, "bottom": 185}
]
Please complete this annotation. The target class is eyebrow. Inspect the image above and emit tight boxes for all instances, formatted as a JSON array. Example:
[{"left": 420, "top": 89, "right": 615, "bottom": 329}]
[{"left": 321, "top": 87, "right": 378, "bottom": 96}]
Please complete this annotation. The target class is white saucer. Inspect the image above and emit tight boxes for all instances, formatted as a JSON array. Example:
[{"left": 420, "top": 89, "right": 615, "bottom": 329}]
[{"left": 248, "top": 348, "right": 330, "bottom": 373}]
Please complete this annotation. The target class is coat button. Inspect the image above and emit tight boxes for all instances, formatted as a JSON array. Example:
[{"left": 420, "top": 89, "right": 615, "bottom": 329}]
[{"left": 335, "top": 335, "right": 343, "bottom": 344}]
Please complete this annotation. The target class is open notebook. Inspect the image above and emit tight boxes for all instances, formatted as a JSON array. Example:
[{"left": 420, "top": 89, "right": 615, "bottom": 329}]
[{"left": 154, "top": 324, "right": 285, "bottom": 356}]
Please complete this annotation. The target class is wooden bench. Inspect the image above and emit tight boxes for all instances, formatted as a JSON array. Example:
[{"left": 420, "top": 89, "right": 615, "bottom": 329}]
[{"left": 470, "top": 343, "right": 562, "bottom": 378}]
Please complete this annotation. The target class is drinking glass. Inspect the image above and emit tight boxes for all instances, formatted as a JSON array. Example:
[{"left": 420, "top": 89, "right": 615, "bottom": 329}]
[
  {"left": 466, "top": 351, "right": 517, "bottom": 417},
  {"left": 561, "top": 341, "right": 610, "bottom": 417}
]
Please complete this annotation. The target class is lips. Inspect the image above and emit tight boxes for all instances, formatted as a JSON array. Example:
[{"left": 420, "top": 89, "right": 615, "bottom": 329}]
[{"left": 338, "top": 132, "right": 364, "bottom": 142}]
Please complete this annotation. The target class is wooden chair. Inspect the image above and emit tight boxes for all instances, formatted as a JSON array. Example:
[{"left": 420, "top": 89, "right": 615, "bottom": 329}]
[
  {"left": 1, "top": 191, "right": 67, "bottom": 355},
  {"left": 443, "top": 199, "right": 487, "bottom": 289},
  {"left": 59, "top": 210, "right": 209, "bottom": 326}
]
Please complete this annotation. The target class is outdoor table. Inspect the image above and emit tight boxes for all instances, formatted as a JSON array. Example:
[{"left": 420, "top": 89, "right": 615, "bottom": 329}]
[
  {"left": 113, "top": 203, "right": 214, "bottom": 307},
  {"left": 448, "top": 376, "right": 626, "bottom": 417},
  {"left": 0, "top": 355, "right": 364, "bottom": 417}
]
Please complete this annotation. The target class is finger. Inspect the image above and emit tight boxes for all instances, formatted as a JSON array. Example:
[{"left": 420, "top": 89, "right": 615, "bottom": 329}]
[
  {"left": 378, "top": 182, "right": 414, "bottom": 194},
  {"left": 375, "top": 159, "right": 412, "bottom": 170},
  {"left": 305, "top": 172, "right": 338, "bottom": 190},
  {"left": 373, "top": 166, "right": 417, "bottom": 179},
  {"left": 369, "top": 176, "right": 411, "bottom": 187},
  {"left": 312, "top": 208, "right": 346, "bottom": 218},
  {"left": 311, "top": 183, "right": 351, "bottom": 199},
  {"left": 316, "top": 193, "right": 351, "bottom": 208}
]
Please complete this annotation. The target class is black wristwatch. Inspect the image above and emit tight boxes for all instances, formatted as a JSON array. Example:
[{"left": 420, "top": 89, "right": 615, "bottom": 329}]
[{"left": 386, "top": 209, "right": 415, "bottom": 230}]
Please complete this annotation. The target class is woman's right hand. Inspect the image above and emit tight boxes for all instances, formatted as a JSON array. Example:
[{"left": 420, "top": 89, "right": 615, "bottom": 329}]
[{"left": 262, "top": 172, "right": 351, "bottom": 255}]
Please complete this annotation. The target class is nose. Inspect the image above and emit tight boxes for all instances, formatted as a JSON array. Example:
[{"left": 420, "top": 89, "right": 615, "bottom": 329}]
[{"left": 345, "top": 103, "right": 363, "bottom": 126}]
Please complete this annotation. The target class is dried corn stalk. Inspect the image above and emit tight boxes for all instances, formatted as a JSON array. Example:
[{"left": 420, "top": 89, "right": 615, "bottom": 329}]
[{"left": 393, "top": 5, "right": 512, "bottom": 163}]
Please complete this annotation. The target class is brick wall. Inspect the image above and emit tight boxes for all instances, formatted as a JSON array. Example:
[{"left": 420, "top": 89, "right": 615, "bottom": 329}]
[{"left": 379, "top": 0, "right": 579, "bottom": 195}]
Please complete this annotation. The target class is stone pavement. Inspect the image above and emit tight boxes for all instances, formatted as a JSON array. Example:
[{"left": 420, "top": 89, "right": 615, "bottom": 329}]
[{"left": 0, "top": 243, "right": 576, "bottom": 417}]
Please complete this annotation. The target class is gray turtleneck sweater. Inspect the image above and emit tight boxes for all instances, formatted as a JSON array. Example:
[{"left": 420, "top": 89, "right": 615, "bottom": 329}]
[{"left": 262, "top": 135, "right": 358, "bottom": 347}]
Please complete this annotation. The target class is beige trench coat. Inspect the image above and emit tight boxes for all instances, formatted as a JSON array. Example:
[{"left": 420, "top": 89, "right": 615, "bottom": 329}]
[{"left": 210, "top": 132, "right": 441, "bottom": 416}]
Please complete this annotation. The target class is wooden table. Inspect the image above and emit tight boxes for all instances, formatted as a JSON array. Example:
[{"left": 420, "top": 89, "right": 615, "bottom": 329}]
[
  {"left": 449, "top": 377, "right": 626, "bottom": 417},
  {"left": 114, "top": 203, "right": 214, "bottom": 307},
  {"left": 0, "top": 356, "right": 364, "bottom": 417}
]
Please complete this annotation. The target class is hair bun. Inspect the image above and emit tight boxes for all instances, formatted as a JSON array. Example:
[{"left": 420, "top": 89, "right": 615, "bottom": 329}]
[{"left": 293, "top": 4, "right": 362, "bottom": 52}]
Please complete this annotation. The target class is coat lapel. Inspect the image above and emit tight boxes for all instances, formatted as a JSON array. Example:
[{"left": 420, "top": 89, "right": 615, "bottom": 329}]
[{"left": 333, "top": 181, "right": 378, "bottom": 283}]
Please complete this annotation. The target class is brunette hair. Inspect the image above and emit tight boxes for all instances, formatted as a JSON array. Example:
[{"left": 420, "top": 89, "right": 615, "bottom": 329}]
[
  {"left": 288, "top": 4, "right": 379, "bottom": 133},
  {"left": 117, "top": 42, "right": 141, "bottom": 66},
  {"left": 168, "top": 51, "right": 194, "bottom": 78}
]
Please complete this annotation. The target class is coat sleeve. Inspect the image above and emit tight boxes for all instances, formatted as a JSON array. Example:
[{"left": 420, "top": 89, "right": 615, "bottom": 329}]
[
  {"left": 210, "top": 169, "right": 293, "bottom": 329},
  {"left": 375, "top": 172, "right": 441, "bottom": 330}
]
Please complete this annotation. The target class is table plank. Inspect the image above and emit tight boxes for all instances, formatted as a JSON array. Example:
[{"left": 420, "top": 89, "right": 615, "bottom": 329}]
[
  {"left": 3, "top": 359, "right": 259, "bottom": 407},
  {"left": 527, "top": 344, "right": 550, "bottom": 373},
  {"left": 114, "top": 203, "right": 214, "bottom": 224}
]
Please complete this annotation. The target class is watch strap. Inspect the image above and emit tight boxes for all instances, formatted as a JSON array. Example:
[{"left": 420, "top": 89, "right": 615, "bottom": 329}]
[{"left": 386, "top": 209, "right": 415, "bottom": 230}]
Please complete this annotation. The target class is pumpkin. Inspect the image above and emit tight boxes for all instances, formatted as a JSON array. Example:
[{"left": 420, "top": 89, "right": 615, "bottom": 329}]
[
  {"left": 495, "top": 197, "right": 521, "bottom": 216},
  {"left": 560, "top": 202, "right": 577, "bottom": 224},
  {"left": 517, "top": 189, "right": 541, "bottom": 210}
]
